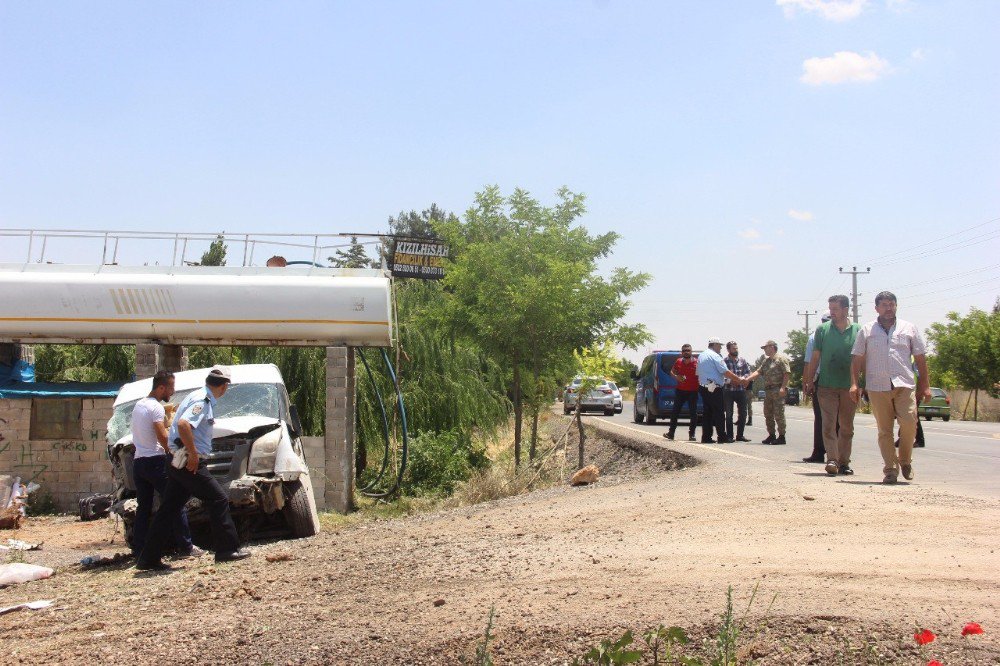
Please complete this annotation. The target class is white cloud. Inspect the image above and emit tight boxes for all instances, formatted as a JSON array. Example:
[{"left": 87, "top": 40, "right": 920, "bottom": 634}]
[
  {"left": 738, "top": 228, "right": 761, "bottom": 239},
  {"left": 788, "top": 209, "right": 814, "bottom": 221},
  {"left": 886, "top": 0, "right": 912, "bottom": 14},
  {"left": 801, "top": 51, "right": 890, "bottom": 85},
  {"left": 748, "top": 244, "right": 774, "bottom": 252},
  {"left": 911, "top": 48, "right": 925, "bottom": 60},
  {"left": 777, "top": 0, "right": 868, "bottom": 22}
]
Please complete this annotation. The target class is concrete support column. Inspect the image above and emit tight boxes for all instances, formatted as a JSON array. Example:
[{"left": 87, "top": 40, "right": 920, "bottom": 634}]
[
  {"left": 324, "top": 345, "right": 356, "bottom": 513},
  {"left": 135, "top": 343, "right": 158, "bottom": 379},
  {"left": 0, "top": 343, "right": 33, "bottom": 368},
  {"left": 157, "top": 344, "right": 188, "bottom": 373}
]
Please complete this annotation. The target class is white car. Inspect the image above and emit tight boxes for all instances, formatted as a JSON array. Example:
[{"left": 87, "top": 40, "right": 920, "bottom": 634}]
[
  {"left": 608, "top": 381, "right": 623, "bottom": 413},
  {"left": 563, "top": 377, "right": 616, "bottom": 416},
  {"left": 107, "top": 364, "right": 321, "bottom": 548}
]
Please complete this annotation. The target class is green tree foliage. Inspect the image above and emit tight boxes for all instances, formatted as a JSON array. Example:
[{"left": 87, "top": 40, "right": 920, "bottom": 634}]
[
  {"left": 378, "top": 203, "right": 454, "bottom": 267},
  {"left": 199, "top": 235, "right": 228, "bottom": 266},
  {"left": 610, "top": 357, "right": 638, "bottom": 389},
  {"left": 33, "top": 344, "right": 135, "bottom": 382},
  {"left": 435, "top": 186, "right": 651, "bottom": 466},
  {"left": 783, "top": 329, "right": 808, "bottom": 389},
  {"left": 329, "top": 235, "right": 371, "bottom": 268},
  {"left": 572, "top": 343, "right": 621, "bottom": 468},
  {"left": 926, "top": 306, "right": 1000, "bottom": 401}
]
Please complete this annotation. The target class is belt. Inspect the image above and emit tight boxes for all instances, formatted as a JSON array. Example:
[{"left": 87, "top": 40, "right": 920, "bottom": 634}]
[{"left": 765, "top": 385, "right": 781, "bottom": 390}]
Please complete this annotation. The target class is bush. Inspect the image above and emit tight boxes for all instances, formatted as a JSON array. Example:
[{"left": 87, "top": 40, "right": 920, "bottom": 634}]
[
  {"left": 404, "top": 429, "right": 486, "bottom": 497},
  {"left": 25, "top": 490, "right": 59, "bottom": 516}
]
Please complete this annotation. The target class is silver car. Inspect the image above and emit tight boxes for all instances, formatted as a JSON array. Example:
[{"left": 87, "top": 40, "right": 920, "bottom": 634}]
[
  {"left": 563, "top": 377, "right": 616, "bottom": 416},
  {"left": 608, "top": 381, "right": 623, "bottom": 413}
]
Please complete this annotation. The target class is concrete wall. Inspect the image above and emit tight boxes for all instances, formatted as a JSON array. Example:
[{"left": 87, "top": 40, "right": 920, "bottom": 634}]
[
  {"left": 0, "top": 397, "right": 115, "bottom": 512},
  {"left": 301, "top": 435, "right": 326, "bottom": 510}
]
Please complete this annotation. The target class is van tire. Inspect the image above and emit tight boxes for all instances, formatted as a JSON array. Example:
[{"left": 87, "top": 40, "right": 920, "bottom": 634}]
[
  {"left": 633, "top": 401, "right": 644, "bottom": 423},
  {"left": 284, "top": 478, "right": 320, "bottom": 538},
  {"left": 942, "top": 415, "right": 950, "bottom": 422},
  {"left": 644, "top": 399, "right": 656, "bottom": 424}
]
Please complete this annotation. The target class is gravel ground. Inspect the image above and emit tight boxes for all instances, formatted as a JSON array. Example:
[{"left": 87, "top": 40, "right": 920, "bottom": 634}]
[{"left": 1, "top": 424, "right": 996, "bottom": 664}]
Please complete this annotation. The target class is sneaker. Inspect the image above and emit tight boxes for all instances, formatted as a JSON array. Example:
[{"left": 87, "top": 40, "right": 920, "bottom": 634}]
[
  {"left": 901, "top": 464, "right": 914, "bottom": 481},
  {"left": 178, "top": 545, "right": 206, "bottom": 559},
  {"left": 136, "top": 559, "right": 174, "bottom": 571},
  {"left": 761, "top": 434, "right": 776, "bottom": 444},
  {"left": 215, "top": 549, "right": 251, "bottom": 563},
  {"left": 838, "top": 465, "right": 854, "bottom": 476},
  {"left": 802, "top": 455, "right": 824, "bottom": 463},
  {"left": 663, "top": 432, "right": 675, "bottom": 440},
  {"left": 774, "top": 435, "right": 786, "bottom": 445},
  {"left": 882, "top": 473, "right": 898, "bottom": 485},
  {"left": 825, "top": 461, "right": 839, "bottom": 476}
]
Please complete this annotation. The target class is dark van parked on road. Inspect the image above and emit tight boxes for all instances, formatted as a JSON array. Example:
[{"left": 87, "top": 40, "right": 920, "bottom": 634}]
[{"left": 632, "top": 350, "right": 704, "bottom": 425}]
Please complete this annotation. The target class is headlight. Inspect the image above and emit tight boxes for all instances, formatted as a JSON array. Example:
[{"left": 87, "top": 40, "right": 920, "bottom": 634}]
[{"left": 247, "top": 427, "right": 282, "bottom": 475}]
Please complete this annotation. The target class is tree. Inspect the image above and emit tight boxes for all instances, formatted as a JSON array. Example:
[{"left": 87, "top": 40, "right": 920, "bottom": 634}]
[
  {"left": 572, "top": 343, "right": 620, "bottom": 469},
  {"left": 329, "top": 236, "right": 371, "bottom": 268},
  {"left": 926, "top": 306, "right": 1000, "bottom": 420},
  {"left": 784, "top": 329, "right": 808, "bottom": 389},
  {"left": 378, "top": 204, "right": 455, "bottom": 268},
  {"left": 199, "top": 235, "right": 228, "bottom": 266},
  {"left": 435, "top": 186, "right": 651, "bottom": 466},
  {"left": 33, "top": 344, "right": 134, "bottom": 382}
]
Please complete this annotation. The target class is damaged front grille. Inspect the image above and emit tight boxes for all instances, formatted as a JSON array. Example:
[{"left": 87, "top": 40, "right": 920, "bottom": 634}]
[{"left": 207, "top": 436, "right": 253, "bottom": 480}]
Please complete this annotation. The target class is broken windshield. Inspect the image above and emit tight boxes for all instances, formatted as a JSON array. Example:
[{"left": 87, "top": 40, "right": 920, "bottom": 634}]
[{"left": 107, "top": 382, "right": 282, "bottom": 444}]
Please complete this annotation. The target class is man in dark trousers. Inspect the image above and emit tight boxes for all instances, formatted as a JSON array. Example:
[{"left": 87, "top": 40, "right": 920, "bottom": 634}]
[
  {"left": 723, "top": 341, "right": 752, "bottom": 442},
  {"left": 137, "top": 366, "right": 251, "bottom": 570},
  {"left": 664, "top": 343, "right": 700, "bottom": 442},
  {"left": 696, "top": 337, "right": 748, "bottom": 443},
  {"left": 802, "top": 314, "right": 832, "bottom": 463}
]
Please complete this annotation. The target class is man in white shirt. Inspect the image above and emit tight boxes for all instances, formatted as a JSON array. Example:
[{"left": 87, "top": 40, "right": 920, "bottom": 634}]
[
  {"left": 131, "top": 370, "right": 202, "bottom": 558},
  {"left": 850, "top": 291, "right": 931, "bottom": 484}
]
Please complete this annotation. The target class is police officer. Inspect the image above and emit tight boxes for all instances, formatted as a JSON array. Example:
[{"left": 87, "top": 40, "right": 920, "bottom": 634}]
[
  {"left": 745, "top": 340, "right": 791, "bottom": 445},
  {"left": 137, "top": 366, "right": 250, "bottom": 570}
]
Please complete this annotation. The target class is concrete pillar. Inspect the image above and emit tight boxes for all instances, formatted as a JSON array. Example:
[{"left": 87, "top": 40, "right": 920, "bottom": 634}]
[
  {"left": 135, "top": 343, "right": 158, "bottom": 379},
  {"left": 1, "top": 343, "right": 33, "bottom": 368},
  {"left": 157, "top": 344, "right": 188, "bottom": 372},
  {"left": 324, "top": 345, "right": 356, "bottom": 513}
]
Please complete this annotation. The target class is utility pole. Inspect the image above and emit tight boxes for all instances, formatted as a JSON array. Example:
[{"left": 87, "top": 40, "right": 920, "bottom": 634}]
[
  {"left": 797, "top": 310, "right": 818, "bottom": 337},
  {"left": 839, "top": 266, "right": 871, "bottom": 323}
]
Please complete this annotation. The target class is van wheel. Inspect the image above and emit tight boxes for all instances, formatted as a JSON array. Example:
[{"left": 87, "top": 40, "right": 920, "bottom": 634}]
[
  {"left": 644, "top": 400, "right": 656, "bottom": 424},
  {"left": 942, "top": 415, "right": 950, "bottom": 422},
  {"left": 632, "top": 401, "right": 643, "bottom": 423},
  {"left": 283, "top": 478, "right": 320, "bottom": 538}
]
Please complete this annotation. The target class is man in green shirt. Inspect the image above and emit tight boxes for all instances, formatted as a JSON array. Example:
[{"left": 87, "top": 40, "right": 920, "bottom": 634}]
[{"left": 803, "top": 295, "right": 860, "bottom": 477}]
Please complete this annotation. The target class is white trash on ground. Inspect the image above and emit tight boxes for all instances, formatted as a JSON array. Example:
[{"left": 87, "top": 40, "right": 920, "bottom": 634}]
[
  {"left": 0, "top": 599, "right": 55, "bottom": 616},
  {"left": 0, "top": 563, "right": 54, "bottom": 586}
]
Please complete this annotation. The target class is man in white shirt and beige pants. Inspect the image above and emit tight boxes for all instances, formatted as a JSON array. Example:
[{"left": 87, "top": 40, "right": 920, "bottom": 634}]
[{"left": 849, "top": 291, "right": 931, "bottom": 484}]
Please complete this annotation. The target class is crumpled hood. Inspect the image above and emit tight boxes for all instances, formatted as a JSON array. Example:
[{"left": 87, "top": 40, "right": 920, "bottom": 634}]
[{"left": 211, "top": 415, "right": 281, "bottom": 438}]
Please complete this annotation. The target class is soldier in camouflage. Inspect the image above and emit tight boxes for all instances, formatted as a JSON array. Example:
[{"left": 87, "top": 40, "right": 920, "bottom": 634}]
[{"left": 745, "top": 340, "right": 791, "bottom": 445}]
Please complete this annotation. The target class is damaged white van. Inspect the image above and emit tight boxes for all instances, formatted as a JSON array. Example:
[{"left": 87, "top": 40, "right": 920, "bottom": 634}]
[{"left": 107, "top": 364, "right": 320, "bottom": 547}]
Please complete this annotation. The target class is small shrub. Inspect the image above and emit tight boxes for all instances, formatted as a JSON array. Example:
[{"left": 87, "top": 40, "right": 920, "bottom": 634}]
[
  {"left": 404, "top": 429, "right": 484, "bottom": 497},
  {"left": 25, "top": 490, "right": 59, "bottom": 516}
]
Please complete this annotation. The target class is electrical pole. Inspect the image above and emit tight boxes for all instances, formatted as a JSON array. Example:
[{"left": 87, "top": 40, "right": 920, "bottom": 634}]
[
  {"left": 839, "top": 266, "right": 871, "bottom": 323},
  {"left": 797, "top": 310, "right": 818, "bottom": 337}
]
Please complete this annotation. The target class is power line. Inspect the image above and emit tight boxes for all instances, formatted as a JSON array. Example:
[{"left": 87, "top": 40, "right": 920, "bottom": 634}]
[
  {"left": 862, "top": 215, "right": 1000, "bottom": 266},
  {"left": 872, "top": 229, "right": 1000, "bottom": 267},
  {"left": 893, "top": 263, "right": 1000, "bottom": 289}
]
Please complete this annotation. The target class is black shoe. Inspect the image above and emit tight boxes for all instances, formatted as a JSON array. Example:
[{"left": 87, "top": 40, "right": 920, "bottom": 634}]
[
  {"left": 215, "top": 549, "right": 251, "bottom": 563},
  {"left": 915, "top": 442, "right": 925, "bottom": 448},
  {"left": 702, "top": 439, "right": 716, "bottom": 444},
  {"left": 663, "top": 431, "right": 675, "bottom": 440},
  {"left": 722, "top": 437, "right": 735, "bottom": 443},
  {"left": 774, "top": 435, "right": 786, "bottom": 445},
  {"left": 136, "top": 559, "right": 173, "bottom": 571},
  {"left": 688, "top": 435, "right": 697, "bottom": 442},
  {"left": 838, "top": 465, "right": 854, "bottom": 475},
  {"left": 737, "top": 437, "right": 751, "bottom": 442},
  {"left": 802, "top": 455, "right": 825, "bottom": 463},
  {"left": 761, "top": 434, "right": 775, "bottom": 444},
  {"left": 746, "top": 418, "right": 753, "bottom": 426}
]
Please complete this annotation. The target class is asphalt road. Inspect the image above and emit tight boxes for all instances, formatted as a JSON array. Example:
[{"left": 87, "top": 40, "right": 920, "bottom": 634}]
[{"left": 584, "top": 401, "right": 1000, "bottom": 500}]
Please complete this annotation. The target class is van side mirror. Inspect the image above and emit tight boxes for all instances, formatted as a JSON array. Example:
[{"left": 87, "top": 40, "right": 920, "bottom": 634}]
[
  {"left": 630, "top": 370, "right": 638, "bottom": 380},
  {"left": 289, "top": 405, "right": 304, "bottom": 438}
]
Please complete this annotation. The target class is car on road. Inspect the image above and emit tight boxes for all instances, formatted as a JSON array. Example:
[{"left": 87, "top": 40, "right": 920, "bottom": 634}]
[
  {"left": 919, "top": 387, "right": 951, "bottom": 421},
  {"left": 632, "top": 350, "right": 703, "bottom": 425},
  {"left": 758, "top": 389, "right": 765, "bottom": 400},
  {"left": 785, "top": 387, "right": 800, "bottom": 405},
  {"left": 106, "top": 364, "right": 321, "bottom": 549},
  {"left": 608, "top": 381, "right": 623, "bottom": 413},
  {"left": 563, "top": 377, "right": 616, "bottom": 416}
]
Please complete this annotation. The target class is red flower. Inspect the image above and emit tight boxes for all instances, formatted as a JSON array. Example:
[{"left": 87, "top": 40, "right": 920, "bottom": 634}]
[
  {"left": 961, "top": 622, "right": 984, "bottom": 636},
  {"left": 914, "top": 629, "right": 936, "bottom": 645},
  {"left": 927, "top": 660, "right": 943, "bottom": 666}
]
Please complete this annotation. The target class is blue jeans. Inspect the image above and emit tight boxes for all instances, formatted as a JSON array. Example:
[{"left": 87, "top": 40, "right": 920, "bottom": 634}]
[{"left": 132, "top": 454, "right": 194, "bottom": 555}]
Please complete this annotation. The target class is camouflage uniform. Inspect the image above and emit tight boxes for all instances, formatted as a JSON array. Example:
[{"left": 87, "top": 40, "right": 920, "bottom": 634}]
[{"left": 754, "top": 354, "right": 791, "bottom": 436}]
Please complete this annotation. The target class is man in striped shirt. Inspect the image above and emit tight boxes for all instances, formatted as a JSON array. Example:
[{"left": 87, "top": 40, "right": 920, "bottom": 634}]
[{"left": 850, "top": 291, "right": 931, "bottom": 484}]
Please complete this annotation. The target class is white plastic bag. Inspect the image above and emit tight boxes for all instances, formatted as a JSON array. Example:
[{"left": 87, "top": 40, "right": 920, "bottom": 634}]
[{"left": 0, "top": 563, "right": 54, "bottom": 586}]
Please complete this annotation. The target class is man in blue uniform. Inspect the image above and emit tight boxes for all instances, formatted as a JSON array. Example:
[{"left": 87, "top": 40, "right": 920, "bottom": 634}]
[{"left": 137, "top": 366, "right": 250, "bottom": 570}]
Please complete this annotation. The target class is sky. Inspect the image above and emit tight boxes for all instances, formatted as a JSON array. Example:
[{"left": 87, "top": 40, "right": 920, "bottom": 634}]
[{"left": 1, "top": 0, "right": 998, "bottom": 363}]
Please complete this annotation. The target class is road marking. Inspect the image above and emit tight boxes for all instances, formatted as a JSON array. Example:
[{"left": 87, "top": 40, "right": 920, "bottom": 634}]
[{"left": 595, "top": 418, "right": 770, "bottom": 462}]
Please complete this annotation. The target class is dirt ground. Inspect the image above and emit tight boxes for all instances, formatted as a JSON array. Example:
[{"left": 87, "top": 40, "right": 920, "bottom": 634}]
[{"left": 1, "top": 424, "right": 997, "bottom": 664}]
